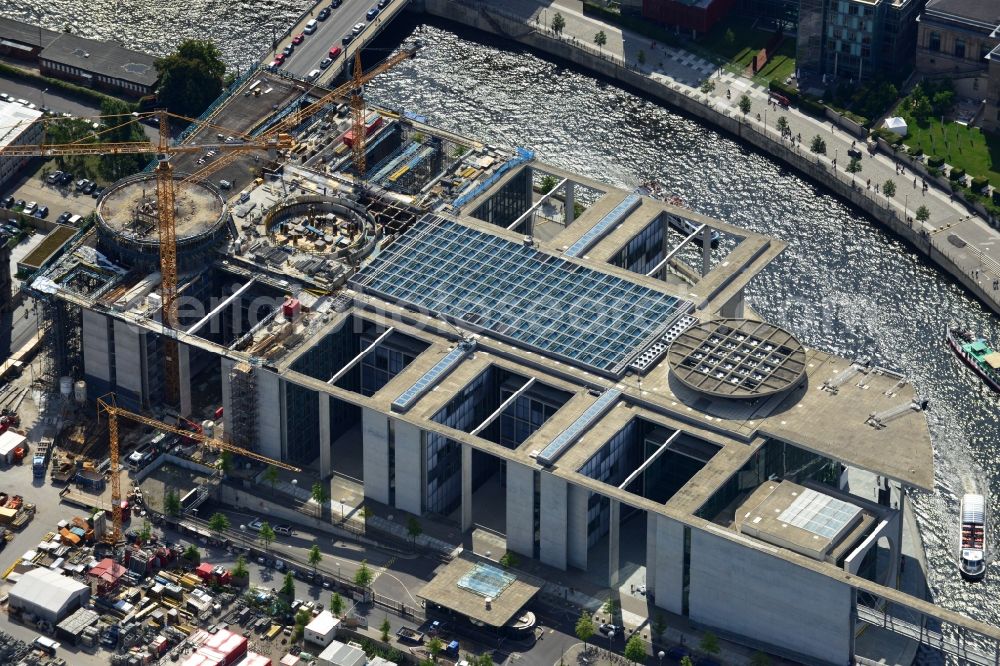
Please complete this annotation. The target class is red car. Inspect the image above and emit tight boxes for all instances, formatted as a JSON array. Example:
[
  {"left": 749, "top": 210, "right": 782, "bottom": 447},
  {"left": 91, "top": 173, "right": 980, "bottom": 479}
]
[
  {"left": 329, "top": 46, "right": 342, "bottom": 59},
  {"left": 292, "top": 33, "right": 305, "bottom": 45},
  {"left": 274, "top": 53, "right": 286, "bottom": 65}
]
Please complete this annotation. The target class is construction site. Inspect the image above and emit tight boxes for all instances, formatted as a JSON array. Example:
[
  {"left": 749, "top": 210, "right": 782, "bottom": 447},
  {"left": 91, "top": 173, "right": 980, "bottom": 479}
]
[{"left": 0, "top": 30, "right": 998, "bottom": 666}]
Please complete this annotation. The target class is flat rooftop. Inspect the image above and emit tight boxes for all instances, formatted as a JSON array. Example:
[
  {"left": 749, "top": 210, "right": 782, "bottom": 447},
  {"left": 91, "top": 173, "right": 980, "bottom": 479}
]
[
  {"left": 417, "top": 554, "right": 543, "bottom": 628},
  {"left": 0, "top": 100, "right": 42, "bottom": 150},
  {"left": 98, "top": 176, "right": 224, "bottom": 241},
  {"left": 38, "top": 32, "right": 158, "bottom": 86}
]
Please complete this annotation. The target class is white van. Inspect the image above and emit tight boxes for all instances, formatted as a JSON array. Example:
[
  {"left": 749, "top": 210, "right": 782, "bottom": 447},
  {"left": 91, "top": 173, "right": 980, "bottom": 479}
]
[
  {"left": 218, "top": 179, "right": 232, "bottom": 190},
  {"left": 304, "top": 19, "right": 318, "bottom": 34},
  {"left": 67, "top": 214, "right": 83, "bottom": 226},
  {"left": 306, "top": 69, "right": 321, "bottom": 82}
]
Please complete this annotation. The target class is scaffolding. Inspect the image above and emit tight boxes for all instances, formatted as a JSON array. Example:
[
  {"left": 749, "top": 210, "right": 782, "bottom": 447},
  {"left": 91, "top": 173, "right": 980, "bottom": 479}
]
[{"left": 228, "top": 361, "right": 257, "bottom": 448}]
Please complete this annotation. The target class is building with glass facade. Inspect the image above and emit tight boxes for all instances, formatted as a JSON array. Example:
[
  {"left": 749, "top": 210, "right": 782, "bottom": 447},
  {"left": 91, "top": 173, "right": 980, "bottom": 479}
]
[{"left": 797, "top": 0, "right": 927, "bottom": 82}]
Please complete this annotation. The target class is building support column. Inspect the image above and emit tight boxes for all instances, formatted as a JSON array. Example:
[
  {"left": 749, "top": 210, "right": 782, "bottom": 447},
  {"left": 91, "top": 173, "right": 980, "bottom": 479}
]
[
  {"left": 232, "top": 296, "right": 242, "bottom": 340},
  {"left": 319, "top": 393, "right": 331, "bottom": 479},
  {"left": 178, "top": 342, "right": 192, "bottom": 417},
  {"left": 720, "top": 289, "right": 745, "bottom": 318},
  {"left": 608, "top": 498, "right": 620, "bottom": 587},
  {"left": 701, "top": 225, "right": 713, "bottom": 277},
  {"left": 565, "top": 181, "right": 576, "bottom": 225},
  {"left": 461, "top": 443, "right": 473, "bottom": 532}
]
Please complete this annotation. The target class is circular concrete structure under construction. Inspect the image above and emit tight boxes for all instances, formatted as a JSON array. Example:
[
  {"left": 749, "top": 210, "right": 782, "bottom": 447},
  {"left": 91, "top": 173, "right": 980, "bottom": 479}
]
[
  {"left": 263, "top": 195, "right": 379, "bottom": 264},
  {"left": 667, "top": 318, "right": 807, "bottom": 399},
  {"left": 95, "top": 173, "right": 230, "bottom": 271}
]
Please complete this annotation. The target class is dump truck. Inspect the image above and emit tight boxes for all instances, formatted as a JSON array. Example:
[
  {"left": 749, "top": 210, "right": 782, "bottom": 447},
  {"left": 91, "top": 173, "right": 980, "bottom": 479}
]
[{"left": 32, "top": 438, "right": 51, "bottom": 479}]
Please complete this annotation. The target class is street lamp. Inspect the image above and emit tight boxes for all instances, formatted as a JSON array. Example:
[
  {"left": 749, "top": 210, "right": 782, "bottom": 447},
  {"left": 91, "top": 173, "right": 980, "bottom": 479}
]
[
  {"left": 240, "top": 524, "right": 247, "bottom": 551},
  {"left": 341, "top": 497, "right": 347, "bottom": 520},
  {"left": 658, "top": 650, "right": 665, "bottom": 665},
  {"left": 608, "top": 630, "right": 615, "bottom": 652},
  {"left": 336, "top": 561, "right": 341, "bottom": 581}
]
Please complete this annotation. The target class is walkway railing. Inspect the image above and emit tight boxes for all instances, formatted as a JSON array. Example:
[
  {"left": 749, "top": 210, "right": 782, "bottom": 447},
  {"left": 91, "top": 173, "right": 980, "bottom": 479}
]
[{"left": 858, "top": 602, "right": 1000, "bottom": 665}]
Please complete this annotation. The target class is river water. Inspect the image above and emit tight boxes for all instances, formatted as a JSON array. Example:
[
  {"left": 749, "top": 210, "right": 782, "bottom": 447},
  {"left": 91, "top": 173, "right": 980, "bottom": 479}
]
[{"left": 4, "top": 0, "right": 999, "bottom": 647}]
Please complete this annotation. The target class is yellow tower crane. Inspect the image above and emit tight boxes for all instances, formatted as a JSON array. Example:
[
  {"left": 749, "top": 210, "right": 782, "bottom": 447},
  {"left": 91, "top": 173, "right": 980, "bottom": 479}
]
[
  {"left": 0, "top": 112, "right": 293, "bottom": 405},
  {"left": 97, "top": 394, "right": 300, "bottom": 545}
]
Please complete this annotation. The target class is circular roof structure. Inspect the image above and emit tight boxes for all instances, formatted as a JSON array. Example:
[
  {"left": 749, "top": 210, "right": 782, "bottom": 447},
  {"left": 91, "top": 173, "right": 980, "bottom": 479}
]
[
  {"left": 667, "top": 319, "right": 807, "bottom": 399},
  {"left": 97, "top": 173, "right": 226, "bottom": 244}
]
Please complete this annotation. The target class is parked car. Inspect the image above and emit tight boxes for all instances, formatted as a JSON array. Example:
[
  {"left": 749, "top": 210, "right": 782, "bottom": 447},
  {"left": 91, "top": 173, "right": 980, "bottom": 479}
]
[
  {"left": 292, "top": 33, "right": 305, "bottom": 45},
  {"left": 274, "top": 53, "right": 287, "bottom": 65},
  {"left": 0, "top": 196, "right": 12, "bottom": 209},
  {"left": 330, "top": 0, "right": 342, "bottom": 7},
  {"left": 58, "top": 172, "right": 73, "bottom": 185},
  {"left": 306, "top": 69, "right": 321, "bottom": 82},
  {"left": 22, "top": 202, "right": 36, "bottom": 215},
  {"left": 282, "top": 45, "right": 295, "bottom": 57},
  {"left": 92, "top": 186, "right": 105, "bottom": 198},
  {"left": 274, "top": 524, "right": 292, "bottom": 536},
  {"left": 35, "top": 205, "right": 49, "bottom": 218},
  {"left": 598, "top": 623, "right": 622, "bottom": 635},
  {"left": 342, "top": 33, "right": 353, "bottom": 45},
  {"left": 82, "top": 182, "right": 96, "bottom": 195},
  {"left": 379, "top": 0, "right": 390, "bottom": 7},
  {"left": 317, "top": 8, "right": 330, "bottom": 19},
  {"left": 46, "top": 170, "right": 63, "bottom": 184},
  {"left": 319, "top": 57, "right": 333, "bottom": 69},
  {"left": 304, "top": 20, "right": 318, "bottom": 35},
  {"left": 353, "top": 22, "right": 366, "bottom": 35},
  {"left": 75, "top": 179, "right": 89, "bottom": 191},
  {"left": 366, "top": 7, "right": 379, "bottom": 20},
  {"left": 329, "top": 46, "right": 342, "bottom": 59},
  {"left": 56, "top": 211, "right": 71, "bottom": 224}
]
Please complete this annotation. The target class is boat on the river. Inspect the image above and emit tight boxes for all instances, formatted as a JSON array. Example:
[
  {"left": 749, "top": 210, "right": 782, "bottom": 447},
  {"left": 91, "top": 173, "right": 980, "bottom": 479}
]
[
  {"left": 946, "top": 325, "right": 1000, "bottom": 393},
  {"left": 635, "top": 181, "right": 720, "bottom": 246},
  {"left": 959, "top": 493, "right": 987, "bottom": 581}
]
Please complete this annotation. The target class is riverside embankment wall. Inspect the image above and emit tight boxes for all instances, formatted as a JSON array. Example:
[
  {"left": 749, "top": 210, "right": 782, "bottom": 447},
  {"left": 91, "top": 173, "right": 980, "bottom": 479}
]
[{"left": 416, "top": 0, "right": 1000, "bottom": 314}]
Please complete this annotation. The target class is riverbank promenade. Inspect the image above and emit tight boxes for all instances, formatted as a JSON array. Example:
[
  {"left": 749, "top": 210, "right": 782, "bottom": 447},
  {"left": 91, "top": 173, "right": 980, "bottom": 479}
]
[{"left": 470, "top": 0, "right": 1000, "bottom": 314}]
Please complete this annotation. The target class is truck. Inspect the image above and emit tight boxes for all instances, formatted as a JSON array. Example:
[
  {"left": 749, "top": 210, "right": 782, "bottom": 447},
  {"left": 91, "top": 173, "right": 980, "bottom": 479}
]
[
  {"left": 32, "top": 437, "right": 52, "bottom": 479},
  {"left": 396, "top": 627, "right": 425, "bottom": 644}
]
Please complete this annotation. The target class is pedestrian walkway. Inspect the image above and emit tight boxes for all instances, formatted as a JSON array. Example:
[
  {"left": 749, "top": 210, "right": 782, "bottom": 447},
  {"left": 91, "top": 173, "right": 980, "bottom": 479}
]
[{"left": 474, "top": 0, "right": 1000, "bottom": 313}]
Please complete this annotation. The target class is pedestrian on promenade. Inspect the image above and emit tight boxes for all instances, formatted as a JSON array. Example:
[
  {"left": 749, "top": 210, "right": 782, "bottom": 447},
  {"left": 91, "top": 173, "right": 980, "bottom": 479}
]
[
  {"left": 914, "top": 177, "right": 917, "bottom": 188},
  {"left": 867, "top": 179, "right": 871, "bottom": 190}
]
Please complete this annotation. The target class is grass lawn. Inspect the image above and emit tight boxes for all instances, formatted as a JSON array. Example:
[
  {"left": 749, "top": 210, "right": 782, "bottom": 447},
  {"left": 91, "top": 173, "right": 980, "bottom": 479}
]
[
  {"left": 698, "top": 17, "right": 795, "bottom": 84},
  {"left": 896, "top": 107, "right": 1000, "bottom": 186}
]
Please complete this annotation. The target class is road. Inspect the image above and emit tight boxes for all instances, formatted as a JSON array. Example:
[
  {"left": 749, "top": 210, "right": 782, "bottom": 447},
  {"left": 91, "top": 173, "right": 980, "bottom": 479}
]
[{"left": 272, "top": 0, "right": 376, "bottom": 79}]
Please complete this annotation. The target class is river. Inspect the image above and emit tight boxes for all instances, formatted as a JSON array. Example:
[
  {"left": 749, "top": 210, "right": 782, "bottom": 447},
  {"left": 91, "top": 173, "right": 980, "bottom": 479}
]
[{"left": 3, "top": 0, "right": 999, "bottom": 650}]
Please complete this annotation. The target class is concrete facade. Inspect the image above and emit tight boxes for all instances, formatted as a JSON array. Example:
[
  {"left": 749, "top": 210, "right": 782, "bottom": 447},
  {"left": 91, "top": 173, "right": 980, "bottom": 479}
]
[
  {"left": 915, "top": 0, "right": 1000, "bottom": 101},
  {"left": 393, "top": 420, "right": 423, "bottom": 515},
  {"left": 539, "top": 473, "right": 568, "bottom": 570},
  {"left": 647, "top": 514, "right": 685, "bottom": 616},
  {"left": 688, "top": 528, "right": 854, "bottom": 663},
  {"left": 255, "top": 370, "right": 282, "bottom": 462},
  {"left": 361, "top": 407, "right": 389, "bottom": 505},
  {"left": 505, "top": 462, "right": 535, "bottom": 559}
]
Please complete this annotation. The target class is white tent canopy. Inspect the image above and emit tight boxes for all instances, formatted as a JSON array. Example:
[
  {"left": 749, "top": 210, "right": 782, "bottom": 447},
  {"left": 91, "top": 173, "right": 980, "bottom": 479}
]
[{"left": 883, "top": 116, "right": 908, "bottom": 136}]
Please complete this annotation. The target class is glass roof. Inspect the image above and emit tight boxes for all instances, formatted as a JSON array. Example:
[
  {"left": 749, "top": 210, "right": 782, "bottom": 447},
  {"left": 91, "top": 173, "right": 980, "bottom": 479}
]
[
  {"left": 778, "top": 489, "right": 862, "bottom": 540},
  {"left": 351, "top": 215, "right": 692, "bottom": 377}
]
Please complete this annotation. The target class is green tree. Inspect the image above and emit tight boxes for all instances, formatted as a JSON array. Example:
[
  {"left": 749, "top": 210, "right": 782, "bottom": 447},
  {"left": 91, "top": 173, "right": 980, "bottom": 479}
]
[
  {"left": 263, "top": 465, "right": 280, "bottom": 496},
  {"left": 281, "top": 570, "right": 295, "bottom": 597},
  {"left": 97, "top": 97, "right": 149, "bottom": 181},
  {"left": 138, "top": 519, "right": 152, "bottom": 544},
  {"left": 330, "top": 592, "right": 344, "bottom": 616},
  {"left": 406, "top": 516, "right": 422, "bottom": 543},
  {"left": 724, "top": 28, "right": 735, "bottom": 45},
  {"left": 163, "top": 489, "right": 181, "bottom": 516},
  {"left": 183, "top": 544, "right": 200, "bottom": 562},
  {"left": 846, "top": 157, "right": 862, "bottom": 182},
  {"left": 552, "top": 12, "right": 565, "bottom": 34},
  {"left": 155, "top": 39, "right": 227, "bottom": 117},
  {"left": 499, "top": 551, "right": 519, "bottom": 568},
  {"left": 751, "top": 652, "right": 772, "bottom": 666},
  {"left": 738, "top": 94, "right": 752, "bottom": 116},
  {"left": 359, "top": 505, "right": 372, "bottom": 528},
  {"left": 594, "top": 30, "right": 607, "bottom": 50},
  {"left": 624, "top": 634, "right": 646, "bottom": 664},
  {"left": 603, "top": 597, "right": 620, "bottom": 618},
  {"left": 218, "top": 450, "right": 232, "bottom": 475},
  {"left": 931, "top": 89, "right": 954, "bottom": 117},
  {"left": 308, "top": 544, "right": 323, "bottom": 574},
  {"left": 259, "top": 522, "right": 275, "bottom": 553},
  {"left": 293, "top": 607, "right": 311, "bottom": 641},
  {"left": 575, "top": 612, "right": 595, "bottom": 649},
  {"left": 776, "top": 115, "right": 789, "bottom": 137},
  {"left": 680, "top": 657, "right": 694, "bottom": 666},
  {"left": 380, "top": 616, "right": 391, "bottom": 641},
  {"left": 209, "top": 511, "right": 230, "bottom": 538},
  {"left": 700, "top": 631, "right": 721, "bottom": 655},
  {"left": 354, "top": 559, "right": 374, "bottom": 589},
  {"left": 539, "top": 174, "right": 558, "bottom": 194},
  {"left": 810, "top": 135, "right": 827, "bottom": 155},
  {"left": 883, "top": 179, "right": 896, "bottom": 198},
  {"left": 233, "top": 554, "right": 249, "bottom": 579},
  {"left": 916, "top": 205, "right": 930, "bottom": 224},
  {"left": 311, "top": 481, "right": 328, "bottom": 503},
  {"left": 428, "top": 637, "right": 444, "bottom": 662},
  {"left": 637, "top": 49, "right": 646, "bottom": 66},
  {"left": 651, "top": 613, "right": 667, "bottom": 639}
]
